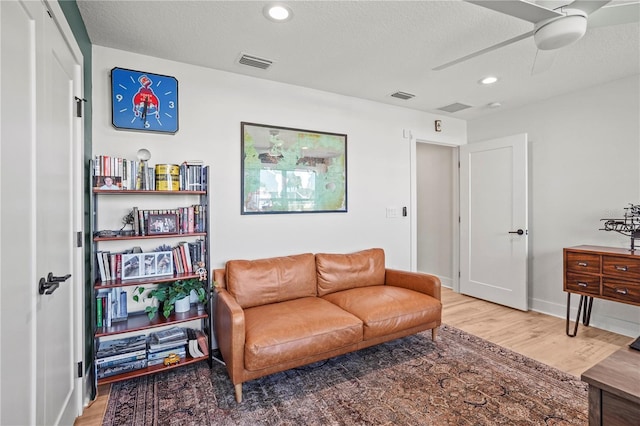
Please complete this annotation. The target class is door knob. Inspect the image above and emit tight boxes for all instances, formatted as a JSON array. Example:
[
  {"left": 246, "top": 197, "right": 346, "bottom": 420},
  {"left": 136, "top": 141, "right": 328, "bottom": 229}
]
[
  {"left": 39, "top": 272, "right": 71, "bottom": 295},
  {"left": 47, "top": 272, "right": 71, "bottom": 283},
  {"left": 508, "top": 229, "right": 525, "bottom": 235}
]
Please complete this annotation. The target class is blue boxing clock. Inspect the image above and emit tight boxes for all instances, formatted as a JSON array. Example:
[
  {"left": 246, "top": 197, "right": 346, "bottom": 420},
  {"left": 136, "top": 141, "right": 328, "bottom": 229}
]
[{"left": 111, "top": 67, "right": 179, "bottom": 133}]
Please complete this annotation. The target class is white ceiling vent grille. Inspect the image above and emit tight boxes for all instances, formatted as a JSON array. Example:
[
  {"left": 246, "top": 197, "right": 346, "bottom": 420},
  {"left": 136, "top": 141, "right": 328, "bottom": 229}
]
[
  {"left": 437, "top": 102, "right": 472, "bottom": 113},
  {"left": 238, "top": 53, "right": 273, "bottom": 70},
  {"left": 391, "top": 91, "right": 415, "bottom": 100}
]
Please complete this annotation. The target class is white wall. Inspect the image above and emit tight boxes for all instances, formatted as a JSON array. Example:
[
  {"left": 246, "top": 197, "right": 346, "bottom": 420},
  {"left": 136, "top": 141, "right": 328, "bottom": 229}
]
[
  {"left": 92, "top": 46, "right": 466, "bottom": 271},
  {"left": 468, "top": 75, "right": 640, "bottom": 337}
]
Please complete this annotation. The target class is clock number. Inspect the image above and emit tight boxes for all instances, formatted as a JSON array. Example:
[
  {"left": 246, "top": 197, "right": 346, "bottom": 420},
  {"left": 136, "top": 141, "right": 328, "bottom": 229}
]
[
  {"left": 144, "top": 121, "right": 150, "bottom": 128},
  {"left": 168, "top": 101, "right": 175, "bottom": 109},
  {"left": 115, "top": 94, "right": 123, "bottom": 102}
]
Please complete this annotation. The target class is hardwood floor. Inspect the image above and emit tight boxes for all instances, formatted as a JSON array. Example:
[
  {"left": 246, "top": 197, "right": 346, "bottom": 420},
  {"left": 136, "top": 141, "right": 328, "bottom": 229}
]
[{"left": 74, "top": 287, "right": 634, "bottom": 425}]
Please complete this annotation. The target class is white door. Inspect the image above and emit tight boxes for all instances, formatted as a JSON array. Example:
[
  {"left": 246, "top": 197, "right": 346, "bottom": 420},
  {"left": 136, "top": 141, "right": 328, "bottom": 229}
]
[
  {"left": 460, "top": 134, "right": 528, "bottom": 310},
  {"left": 35, "top": 5, "right": 82, "bottom": 425}
]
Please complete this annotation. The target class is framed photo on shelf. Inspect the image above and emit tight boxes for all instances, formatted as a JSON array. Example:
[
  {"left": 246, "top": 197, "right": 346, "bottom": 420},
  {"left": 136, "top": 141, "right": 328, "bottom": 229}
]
[
  {"left": 147, "top": 213, "right": 179, "bottom": 235},
  {"left": 93, "top": 175, "right": 122, "bottom": 190},
  {"left": 122, "top": 251, "right": 173, "bottom": 280}
]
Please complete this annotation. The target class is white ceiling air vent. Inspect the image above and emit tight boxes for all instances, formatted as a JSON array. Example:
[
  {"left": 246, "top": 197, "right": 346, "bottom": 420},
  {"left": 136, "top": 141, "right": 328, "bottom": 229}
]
[
  {"left": 238, "top": 53, "right": 273, "bottom": 70},
  {"left": 391, "top": 91, "right": 415, "bottom": 100},
  {"left": 437, "top": 102, "right": 472, "bottom": 113}
]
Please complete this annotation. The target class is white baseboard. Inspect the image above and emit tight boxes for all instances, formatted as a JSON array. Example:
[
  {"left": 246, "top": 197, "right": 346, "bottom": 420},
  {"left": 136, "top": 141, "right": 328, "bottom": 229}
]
[{"left": 529, "top": 297, "right": 639, "bottom": 338}]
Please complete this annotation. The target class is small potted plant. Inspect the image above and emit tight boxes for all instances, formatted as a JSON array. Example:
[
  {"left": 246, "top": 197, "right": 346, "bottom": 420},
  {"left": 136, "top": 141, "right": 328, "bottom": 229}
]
[{"left": 134, "top": 278, "right": 207, "bottom": 320}]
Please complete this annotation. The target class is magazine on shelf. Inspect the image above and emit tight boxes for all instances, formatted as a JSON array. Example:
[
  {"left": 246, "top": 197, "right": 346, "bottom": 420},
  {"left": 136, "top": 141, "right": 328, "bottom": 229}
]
[
  {"left": 96, "top": 350, "right": 147, "bottom": 368},
  {"left": 149, "top": 326, "right": 187, "bottom": 344},
  {"left": 148, "top": 339, "right": 188, "bottom": 354},
  {"left": 97, "top": 358, "right": 147, "bottom": 379},
  {"left": 97, "top": 335, "right": 147, "bottom": 358}
]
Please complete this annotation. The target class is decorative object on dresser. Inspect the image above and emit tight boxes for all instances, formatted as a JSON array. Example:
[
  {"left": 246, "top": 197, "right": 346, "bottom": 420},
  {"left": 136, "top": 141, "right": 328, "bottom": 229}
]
[
  {"left": 563, "top": 245, "right": 640, "bottom": 337},
  {"left": 581, "top": 347, "right": 640, "bottom": 426},
  {"left": 600, "top": 203, "right": 640, "bottom": 251},
  {"left": 91, "top": 160, "right": 211, "bottom": 391}
]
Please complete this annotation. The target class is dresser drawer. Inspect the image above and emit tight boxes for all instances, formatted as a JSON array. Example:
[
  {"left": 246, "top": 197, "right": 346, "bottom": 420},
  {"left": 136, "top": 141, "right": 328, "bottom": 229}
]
[
  {"left": 602, "top": 256, "right": 640, "bottom": 280},
  {"left": 565, "top": 252, "right": 601, "bottom": 274},
  {"left": 565, "top": 272, "right": 600, "bottom": 295},
  {"left": 602, "top": 279, "right": 640, "bottom": 305}
]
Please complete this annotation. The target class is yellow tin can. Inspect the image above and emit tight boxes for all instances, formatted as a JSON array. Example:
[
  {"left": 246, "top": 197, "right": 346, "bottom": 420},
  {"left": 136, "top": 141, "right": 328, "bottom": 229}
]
[{"left": 155, "top": 164, "right": 180, "bottom": 191}]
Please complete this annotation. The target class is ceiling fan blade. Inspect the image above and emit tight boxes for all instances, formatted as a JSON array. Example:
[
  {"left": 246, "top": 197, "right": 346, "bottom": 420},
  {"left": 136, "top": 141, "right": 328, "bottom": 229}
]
[
  {"left": 433, "top": 31, "right": 534, "bottom": 71},
  {"left": 531, "top": 49, "right": 557, "bottom": 75},
  {"left": 567, "top": 0, "right": 611, "bottom": 15},
  {"left": 588, "top": 1, "right": 640, "bottom": 27},
  {"left": 466, "top": 0, "right": 562, "bottom": 23}
]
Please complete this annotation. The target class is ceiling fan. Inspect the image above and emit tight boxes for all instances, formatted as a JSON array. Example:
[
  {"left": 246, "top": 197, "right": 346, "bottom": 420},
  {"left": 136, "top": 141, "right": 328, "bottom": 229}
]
[{"left": 434, "top": 0, "right": 640, "bottom": 73}]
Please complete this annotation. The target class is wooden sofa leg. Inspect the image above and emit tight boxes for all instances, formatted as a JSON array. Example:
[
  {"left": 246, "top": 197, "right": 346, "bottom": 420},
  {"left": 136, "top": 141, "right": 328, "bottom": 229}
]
[
  {"left": 432, "top": 327, "right": 438, "bottom": 341},
  {"left": 235, "top": 383, "right": 243, "bottom": 403}
]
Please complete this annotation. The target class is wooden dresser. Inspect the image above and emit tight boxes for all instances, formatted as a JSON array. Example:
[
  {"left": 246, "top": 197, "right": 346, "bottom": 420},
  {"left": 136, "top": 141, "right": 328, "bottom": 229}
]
[
  {"left": 563, "top": 245, "right": 640, "bottom": 336},
  {"left": 581, "top": 347, "right": 640, "bottom": 426}
]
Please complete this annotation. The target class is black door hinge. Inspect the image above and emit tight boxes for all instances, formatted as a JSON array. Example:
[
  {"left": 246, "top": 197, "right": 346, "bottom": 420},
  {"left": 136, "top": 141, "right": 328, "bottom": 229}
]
[
  {"left": 75, "top": 97, "right": 86, "bottom": 118},
  {"left": 77, "top": 362, "right": 83, "bottom": 378},
  {"left": 76, "top": 231, "right": 83, "bottom": 248}
]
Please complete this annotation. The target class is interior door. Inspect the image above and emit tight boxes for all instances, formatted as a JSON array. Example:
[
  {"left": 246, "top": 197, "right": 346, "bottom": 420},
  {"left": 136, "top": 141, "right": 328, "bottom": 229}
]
[
  {"left": 35, "top": 6, "right": 81, "bottom": 425},
  {"left": 460, "top": 134, "right": 528, "bottom": 310}
]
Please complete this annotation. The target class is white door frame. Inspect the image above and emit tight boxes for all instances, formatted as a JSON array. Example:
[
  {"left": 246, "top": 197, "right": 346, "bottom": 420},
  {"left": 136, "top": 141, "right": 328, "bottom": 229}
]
[
  {"left": 409, "top": 134, "right": 461, "bottom": 292},
  {"left": 44, "top": 0, "right": 85, "bottom": 420}
]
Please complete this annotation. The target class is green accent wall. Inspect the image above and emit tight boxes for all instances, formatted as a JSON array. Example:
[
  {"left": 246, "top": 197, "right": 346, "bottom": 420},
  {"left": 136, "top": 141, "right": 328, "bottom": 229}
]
[{"left": 57, "top": 0, "right": 94, "bottom": 391}]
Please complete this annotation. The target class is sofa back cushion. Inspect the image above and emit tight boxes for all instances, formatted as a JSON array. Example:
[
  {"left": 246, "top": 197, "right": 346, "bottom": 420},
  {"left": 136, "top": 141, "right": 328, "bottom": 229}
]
[
  {"left": 225, "top": 253, "right": 317, "bottom": 309},
  {"left": 316, "top": 248, "right": 385, "bottom": 296}
]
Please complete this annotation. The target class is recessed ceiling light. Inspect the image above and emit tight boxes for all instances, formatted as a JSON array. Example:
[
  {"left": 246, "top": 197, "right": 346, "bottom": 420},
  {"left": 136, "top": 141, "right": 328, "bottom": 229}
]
[
  {"left": 479, "top": 76, "right": 498, "bottom": 85},
  {"left": 264, "top": 4, "right": 293, "bottom": 22},
  {"left": 487, "top": 102, "right": 502, "bottom": 108}
]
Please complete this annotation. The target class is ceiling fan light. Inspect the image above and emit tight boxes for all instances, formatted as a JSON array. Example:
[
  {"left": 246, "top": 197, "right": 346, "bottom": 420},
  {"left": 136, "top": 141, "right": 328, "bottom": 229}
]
[{"left": 534, "top": 14, "right": 587, "bottom": 50}]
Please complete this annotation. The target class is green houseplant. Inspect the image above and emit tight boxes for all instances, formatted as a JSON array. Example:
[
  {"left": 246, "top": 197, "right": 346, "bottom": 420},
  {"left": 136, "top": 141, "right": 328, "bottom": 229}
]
[{"left": 133, "top": 278, "right": 207, "bottom": 320}]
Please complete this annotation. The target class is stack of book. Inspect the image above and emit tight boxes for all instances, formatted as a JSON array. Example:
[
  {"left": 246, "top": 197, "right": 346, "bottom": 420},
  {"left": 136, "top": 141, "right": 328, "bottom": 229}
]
[
  {"left": 96, "top": 335, "right": 147, "bottom": 379},
  {"left": 147, "top": 327, "right": 188, "bottom": 366}
]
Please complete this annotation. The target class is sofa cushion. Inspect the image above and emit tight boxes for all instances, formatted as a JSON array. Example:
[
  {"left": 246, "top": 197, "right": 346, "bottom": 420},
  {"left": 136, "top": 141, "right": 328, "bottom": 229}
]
[
  {"left": 316, "top": 248, "right": 385, "bottom": 296},
  {"left": 322, "top": 286, "right": 441, "bottom": 340},
  {"left": 243, "top": 297, "right": 363, "bottom": 371},
  {"left": 226, "top": 253, "right": 317, "bottom": 309}
]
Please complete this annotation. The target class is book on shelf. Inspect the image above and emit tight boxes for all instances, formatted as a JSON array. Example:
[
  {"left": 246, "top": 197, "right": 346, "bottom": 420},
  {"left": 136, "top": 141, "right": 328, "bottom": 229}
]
[
  {"left": 97, "top": 358, "right": 147, "bottom": 379},
  {"left": 149, "top": 326, "right": 187, "bottom": 344},
  {"left": 196, "top": 330, "right": 209, "bottom": 356},
  {"left": 96, "top": 288, "right": 128, "bottom": 327},
  {"left": 96, "top": 334, "right": 147, "bottom": 358},
  {"left": 147, "top": 347, "right": 186, "bottom": 361},
  {"left": 93, "top": 156, "right": 207, "bottom": 191},
  {"left": 96, "top": 349, "right": 147, "bottom": 368}
]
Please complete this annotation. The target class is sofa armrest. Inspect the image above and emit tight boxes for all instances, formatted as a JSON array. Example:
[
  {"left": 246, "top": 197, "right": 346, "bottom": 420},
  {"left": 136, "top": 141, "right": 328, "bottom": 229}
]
[
  {"left": 385, "top": 268, "right": 441, "bottom": 301},
  {"left": 215, "top": 287, "right": 246, "bottom": 383}
]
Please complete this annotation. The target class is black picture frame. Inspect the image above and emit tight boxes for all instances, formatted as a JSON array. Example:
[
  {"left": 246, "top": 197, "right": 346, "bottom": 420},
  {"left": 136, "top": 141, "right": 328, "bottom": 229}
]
[
  {"left": 147, "top": 213, "right": 179, "bottom": 235},
  {"left": 241, "top": 122, "right": 347, "bottom": 214}
]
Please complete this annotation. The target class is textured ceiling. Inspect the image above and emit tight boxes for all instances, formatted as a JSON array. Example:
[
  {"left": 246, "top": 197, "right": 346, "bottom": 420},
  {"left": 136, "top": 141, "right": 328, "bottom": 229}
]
[{"left": 77, "top": 0, "right": 640, "bottom": 120}]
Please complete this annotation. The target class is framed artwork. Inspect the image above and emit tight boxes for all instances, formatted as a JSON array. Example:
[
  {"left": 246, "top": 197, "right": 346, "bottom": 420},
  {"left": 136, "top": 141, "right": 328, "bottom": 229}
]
[
  {"left": 147, "top": 213, "right": 179, "bottom": 235},
  {"left": 122, "top": 251, "right": 173, "bottom": 280},
  {"left": 111, "top": 67, "right": 179, "bottom": 133},
  {"left": 93, "top": 176, "right": 122, "bottom": 190},
  {"left": 241, "top": 122, "right": 347, "bottom": 214}
]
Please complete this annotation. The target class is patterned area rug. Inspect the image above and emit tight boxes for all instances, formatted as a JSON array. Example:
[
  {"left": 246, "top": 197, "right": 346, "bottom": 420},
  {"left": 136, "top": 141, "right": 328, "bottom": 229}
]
[{"left": 103, "top": 325, "right": 588, "bottom": 425}]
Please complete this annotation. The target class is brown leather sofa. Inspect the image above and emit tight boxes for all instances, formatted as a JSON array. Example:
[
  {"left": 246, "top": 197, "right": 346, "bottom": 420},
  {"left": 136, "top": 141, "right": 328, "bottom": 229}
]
[{"left": 213, "top": 248, "right": 442, "bottom": 402}]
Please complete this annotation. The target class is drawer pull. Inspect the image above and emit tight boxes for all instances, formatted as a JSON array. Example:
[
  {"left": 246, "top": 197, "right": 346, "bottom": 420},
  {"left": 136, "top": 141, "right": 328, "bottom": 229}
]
[
  {"left": 615, "top": 265, "right": 628, "bottom": 272},
  {"left": 615, "top": 288, "right": 629, "bottom": 295},
  {"left": 577, "top": 262, "right": 588, "bottom": 267},
  {"left": 577, "top": 282, "right": 589, "bottom": 287}
]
